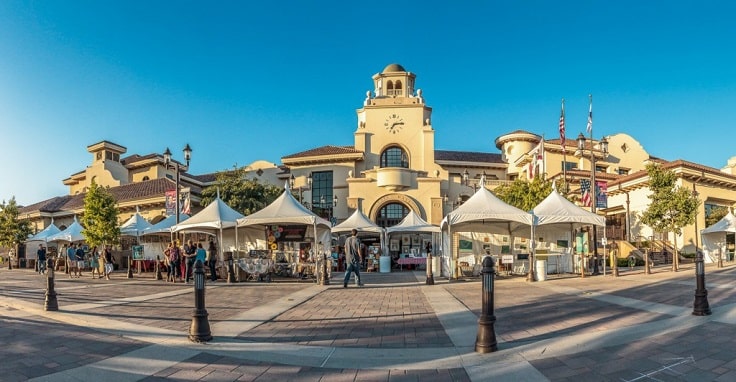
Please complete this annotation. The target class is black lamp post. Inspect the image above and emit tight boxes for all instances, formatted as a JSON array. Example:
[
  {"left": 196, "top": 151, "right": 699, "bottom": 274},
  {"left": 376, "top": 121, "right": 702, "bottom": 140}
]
[
  {"left": 44, "top": 258, "right": 58, "bottom": 311},
  {"left": 475, "top": 256, "right": 498, "bottom": 353},
  {"left": 189, "top": 260, "right": 212, "bottom": 342},
  {"left": 163, "top": 144, "right": 192, "bottom": 225},
  {"left": 577, "top": 132, "right": 608, "bottom": 276},
  {"left": 692, "top": 251, "right": 712, "bottom": 316}
]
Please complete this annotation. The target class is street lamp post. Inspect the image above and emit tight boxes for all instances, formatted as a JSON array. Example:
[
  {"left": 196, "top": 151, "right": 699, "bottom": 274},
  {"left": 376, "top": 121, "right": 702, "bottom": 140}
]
[
  {"left": 163, "top": 144, "right": 193, "bottom": 225},
  {"left": 290, "top": 173, "right": 313, "bottom": 204},
  {"left": 577, "top": 133, "right": 608, "bottom": 276}
]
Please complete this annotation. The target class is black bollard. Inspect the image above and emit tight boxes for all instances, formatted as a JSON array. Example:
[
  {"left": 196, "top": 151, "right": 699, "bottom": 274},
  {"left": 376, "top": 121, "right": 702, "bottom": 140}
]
[
  {"left": 189, "top": 260, "right": 212, "bottom": 342},
  {"left": 319, "top": 253, "right": 330, "bottom": 285},
  {"left": 226, "top": 255, "right": 236, "bottom": 283},
  {"left": 426, "top": 253, "right": 435, "bottom": 285},
  {"left": 592, "top": 253, "right": 600, "bottom": 275},
  {"left": 475, "top": 256, "right": 498, "bottom": 353},
  {"left": 692, "top": 252, "right": 712, "bottom": 316},
  {"left": 155, "top": 255, "right": 163, "bottom": 281},
  {"left": 44, "top": 258, "right": 59, "bottom": 311},
  {"left": 127, "top": 256, "right": 133, "bottom": 279}
]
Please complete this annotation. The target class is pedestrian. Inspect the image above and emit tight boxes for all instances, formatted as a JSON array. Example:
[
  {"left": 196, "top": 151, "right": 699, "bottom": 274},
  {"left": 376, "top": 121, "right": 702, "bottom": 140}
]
[
  {"left": 628, "top": 256, "right": 636, "bottom": 270},
  {"left": 207, "top": 241, "right": 217, "bottom": 282},
  {"left": 343, "top": 229, "right": 364, "bottom": 288},
  {"left": 67, "top": 243, "right": 78, "bottom": 278},
  {"left": 58, "top": 244, "right": 66, "bottom": 271},
  {"left": 195, "top": 242, "right": 207, "bottom": 271},
  {"left": 37, "top": 244, "right": 47, "bottom": 274},
  {"left": 89, "top": 246, "right": 101, "bottom": 279},
  {"left": 167, "top": 241, "right": 181, "bottom": 283},
  {"left": 103, "top": 245, "right": 114, "bottom": 280},
  {"left": 184, "top": 239, "right": 197, "bottom": 283},
  {"left": 75, "top": 244, "right": 86, "bottom": 277}
]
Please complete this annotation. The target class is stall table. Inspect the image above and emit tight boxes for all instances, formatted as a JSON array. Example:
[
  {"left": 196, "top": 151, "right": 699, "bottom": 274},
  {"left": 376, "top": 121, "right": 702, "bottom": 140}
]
[{"left": 397, "top": 257, "right": 426, "bottom": 270}]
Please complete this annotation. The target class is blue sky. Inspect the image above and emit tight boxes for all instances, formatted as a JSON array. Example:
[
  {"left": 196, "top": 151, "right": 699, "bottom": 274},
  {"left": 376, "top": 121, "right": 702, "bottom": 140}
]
[{"left": 2, "top": 1, "right": 736, "bottom": 206}]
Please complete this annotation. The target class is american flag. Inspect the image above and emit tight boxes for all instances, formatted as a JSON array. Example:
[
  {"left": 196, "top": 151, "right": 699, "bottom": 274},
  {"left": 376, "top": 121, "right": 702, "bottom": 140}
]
[
  {"left": 580, "top": 179, "right": 592, "bottom": 207},
  {"left": 559, "top": 99, "right": 566, "bottom": 153},
  {"left": 586, "top": 96, "right": 593, "bottom": 134}
]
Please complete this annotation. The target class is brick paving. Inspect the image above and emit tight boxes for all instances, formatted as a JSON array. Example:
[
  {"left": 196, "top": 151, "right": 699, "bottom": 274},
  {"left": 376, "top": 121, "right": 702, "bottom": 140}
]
[{"left": 1, "top": 263, "right": 736, "bottom": 381}]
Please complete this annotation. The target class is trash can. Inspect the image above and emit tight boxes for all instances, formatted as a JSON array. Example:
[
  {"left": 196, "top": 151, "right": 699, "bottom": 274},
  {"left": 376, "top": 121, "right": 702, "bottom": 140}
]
[
  {"left": 536, "top": 259, "right": 547, "bottom": 281},
  {"left": 379, "top": 255, "right": 391, "bottom": 273}
]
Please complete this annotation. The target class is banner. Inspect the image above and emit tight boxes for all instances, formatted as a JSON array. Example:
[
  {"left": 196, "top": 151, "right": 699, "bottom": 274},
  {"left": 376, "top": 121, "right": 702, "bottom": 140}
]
[
  {"left": 595, "top": 181, "right": 607, "bottom": 209},
  {"left": 165, "top": 190, "right": 177, "bottom": 216}
]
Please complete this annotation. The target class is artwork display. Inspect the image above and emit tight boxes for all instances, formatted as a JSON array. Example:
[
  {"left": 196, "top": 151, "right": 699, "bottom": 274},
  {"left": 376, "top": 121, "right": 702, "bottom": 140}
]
[{"left": 390, "top": 240, "right": 399, "bottom": 251}]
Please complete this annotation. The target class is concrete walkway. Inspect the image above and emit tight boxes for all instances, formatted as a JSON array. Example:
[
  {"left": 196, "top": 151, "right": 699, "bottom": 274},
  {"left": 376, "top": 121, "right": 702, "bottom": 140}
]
[{"left": 1, "top": 263, "right": 735, "bottom": 381}]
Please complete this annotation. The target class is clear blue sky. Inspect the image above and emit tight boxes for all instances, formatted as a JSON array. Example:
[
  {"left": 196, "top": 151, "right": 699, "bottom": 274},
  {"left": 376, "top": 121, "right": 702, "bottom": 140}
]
[{"left": 2, "top": 1, "right": 736, "bottom": 206}]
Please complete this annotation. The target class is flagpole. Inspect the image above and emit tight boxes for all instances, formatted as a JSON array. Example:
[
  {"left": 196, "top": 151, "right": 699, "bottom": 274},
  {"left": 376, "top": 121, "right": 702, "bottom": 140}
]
[
  {"left": 587, "top": 94, "right": 600, "bottom": 275},
  {"left": 560, "top": 99, "right": 567, "bottom": 192}
]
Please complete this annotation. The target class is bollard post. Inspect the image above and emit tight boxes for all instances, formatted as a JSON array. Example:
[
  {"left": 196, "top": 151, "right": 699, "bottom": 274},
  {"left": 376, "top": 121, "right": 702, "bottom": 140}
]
[
  {"left": 44, "top": 258, "right": 59, "bottom": 311},
  {"left": 426, "top": 253, "right": 435, "bottom": 285},
  {"left": 155, "top": 255, "right": 163, "bottom": 281},
  {"left": 319, "top": 252, "right": 330, "bottom": 285},
  {"left": 475, "top": 256, "right": 498, "bottom": 353},
  {"left": 7, "top": 254, "right": 11, "bottom": 270},
  {"left": 127, "top": 256, "right": 133, "bottom": 279},
  {"left": 692, "top": 252, "right": 712, "bottom": 316},
  {"left": 717, "top": 249, "right": 723, "bottom": 268},
  {"left": 226, "top": 254, "right": 236, "bottom": 283},
  {"left": 189, "top": 260, "right": 212, "bottom": 342},
  {"left": 612, "top": 254, "right": 619, "bottom": 277}
]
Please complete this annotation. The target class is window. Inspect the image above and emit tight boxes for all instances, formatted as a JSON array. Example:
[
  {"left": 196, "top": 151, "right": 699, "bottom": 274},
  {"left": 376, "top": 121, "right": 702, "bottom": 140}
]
[
  {"left": 562, "top": 161, "right": 577, "bottom": 171},
  {"left": 142, "top": 176, "right": 150, "bottom": 181},
  {"left": 595, "top": 165, "right": 607, "bottom": 173},
  {"left": 310, "top": 171, "right": 334, "bottom": 218},
  {"left": 380, "top": 146, "right": 408, "bottom": 168},
  {"left": 617, "top": 168, "right": 629, "bottom": 175},
  {"left": 386, "top": 80, "right": 394, "bottom": 95},
  {"left": 377, "top": 203, "right": 409, "bottom": 228}
]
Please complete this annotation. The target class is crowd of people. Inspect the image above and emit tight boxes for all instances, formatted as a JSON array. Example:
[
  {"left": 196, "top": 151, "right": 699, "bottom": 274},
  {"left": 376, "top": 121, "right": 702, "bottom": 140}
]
[{"left": 163, "top": 239, "right": 218, "bottom": 283}]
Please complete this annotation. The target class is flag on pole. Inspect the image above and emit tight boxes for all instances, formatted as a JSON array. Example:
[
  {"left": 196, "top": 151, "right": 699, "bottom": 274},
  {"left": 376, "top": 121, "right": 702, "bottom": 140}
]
[
  {"left": 559, "top": 99, "right": 566, "bottom": 153},
  {"left": 586, "top": 95, "right": 593, "bottom": 134},
  {"left": 580, "top": 179, "right": 592, "bottom": 207},
  {"left": 535, "top": 139, "right": 544, "bottom": 178}
]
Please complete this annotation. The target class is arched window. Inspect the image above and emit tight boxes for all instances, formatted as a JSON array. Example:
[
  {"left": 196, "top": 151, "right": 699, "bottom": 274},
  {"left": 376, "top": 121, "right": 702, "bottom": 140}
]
[
  {"left": 380, "top": 146, "right": 408, "bottom": 168},
  {"left": 376, "top": 203, "right": 409, "bottom": 228},
  {"left": 386, "top": 80, "right": 394, "bottom": 95},
  {"left": 142, "top": 176, "right": 150, "bottom": 181},
  {"left": 394, "top": 80, "right": 402, "bottom": 96}
]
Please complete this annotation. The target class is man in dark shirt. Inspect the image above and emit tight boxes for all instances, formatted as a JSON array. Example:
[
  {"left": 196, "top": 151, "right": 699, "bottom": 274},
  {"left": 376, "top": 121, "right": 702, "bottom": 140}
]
[
  {"left": 342, "top": 229, "right": 364, "bottom": 288},
  {"left": 37, "top": 244, "right": 47, "bottom": 274}
]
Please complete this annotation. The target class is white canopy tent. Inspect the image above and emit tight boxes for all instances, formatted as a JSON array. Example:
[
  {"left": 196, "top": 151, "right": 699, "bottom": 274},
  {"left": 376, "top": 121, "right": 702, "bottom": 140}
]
[
  {"left": 441, "top": 184, "right": 533, "bottom": 279},
  {"left": 141, "top": 213, "right": 190, "bottom": 236},
  {"left": 532, "top": 188, "right": 606, "bottom": 273},
  {"left": 386, "top": 210, "right": 441, "bottom": 235},
  {"left": 701, "top": 211, "right": 736, "bottom": 263},
  {"left": 119, "top": 211, "right": 153, "bottom": 242},
  {"left": 236, "top": 185, "right": 332, "bottom": 257},
  {"left": 332, "top": 209, "right": 385, "bottom": 253},
  {"left": 172, "top": 197, "right": 244, "bottom": 261},
  {"left": 47, "top": 216, "right": 85, "bottom": 243},
  {"left": 25, "top": 222, "right": 61, "bottom": 260}
]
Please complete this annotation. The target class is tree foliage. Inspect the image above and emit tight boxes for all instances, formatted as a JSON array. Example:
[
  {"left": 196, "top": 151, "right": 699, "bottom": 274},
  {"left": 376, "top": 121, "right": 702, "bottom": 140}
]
[
  {"left": 705, "top": 205, "right": 729, "bottom": 228},
  {"left": 492, "top": 177, "right": 554, "bottom": 211},
  {"left": 640, "top": 163, "right": 699, "bottom": 269},
  {"left": 200, "top": 165, "right": 283, "bottom": 215},
  {"left": 81, "top": 181, "right": 120, "bottom": 247},
  {"left": 0, "top": 196, "right": 33, "bottom": 250}
]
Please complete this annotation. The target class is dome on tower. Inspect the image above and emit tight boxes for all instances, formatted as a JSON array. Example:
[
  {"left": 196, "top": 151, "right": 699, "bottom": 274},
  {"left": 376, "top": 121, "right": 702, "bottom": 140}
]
[{"left": 382, "top": 63, "right": 406, "bottom": 73}]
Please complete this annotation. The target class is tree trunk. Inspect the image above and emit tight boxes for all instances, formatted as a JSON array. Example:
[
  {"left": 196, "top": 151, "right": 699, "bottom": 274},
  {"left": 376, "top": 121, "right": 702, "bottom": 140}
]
[{"left": 672, "top": 233, "right": 679, "bottom": 272}]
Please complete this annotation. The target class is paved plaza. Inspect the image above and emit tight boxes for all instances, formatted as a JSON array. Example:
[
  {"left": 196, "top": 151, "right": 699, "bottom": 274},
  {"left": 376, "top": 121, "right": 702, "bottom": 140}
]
[{"left": 1, "top": 263, "right": 736, "bottom": 382}]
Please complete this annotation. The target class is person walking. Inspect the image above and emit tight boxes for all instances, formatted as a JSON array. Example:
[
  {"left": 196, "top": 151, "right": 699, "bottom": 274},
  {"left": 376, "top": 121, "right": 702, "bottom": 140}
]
[
  {"left": 207, "top": 241, "right": 217, "bottom": 282},
  {"left": 103, "top": 245, "right": 114, "bottom": 280},
  {"left": 184, "top": 240, "right": 196, "bottom": 283},
  {"left": 195, "top": 242, "right": 207, "bottom": 269},
  {"left": 343, "top": 229, "right": 364, "bottom": 288},
  {"left": 67, "top": 243, "right": 78, "bottom": 278},
  {"left": 37, "top": 244, "right": 47, "bottom": 274},
  {"left": 89, "top": 246, "right": 101, "bottom": 279},
  {"left": 167, "top": 241, "right": 181, "bottom": 283},
  {"left": 75, "top": 244, "right": 86, "bottom": 278}
]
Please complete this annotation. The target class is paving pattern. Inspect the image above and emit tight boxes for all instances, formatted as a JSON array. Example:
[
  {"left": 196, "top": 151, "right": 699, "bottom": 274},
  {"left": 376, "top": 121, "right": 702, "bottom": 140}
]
[{"left": 1, "top": 262, "right": 735, "bottom": 381}]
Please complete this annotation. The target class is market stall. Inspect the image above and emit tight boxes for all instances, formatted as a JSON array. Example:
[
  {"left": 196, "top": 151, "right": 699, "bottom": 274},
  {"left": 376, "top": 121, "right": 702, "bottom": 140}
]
[
  {"left": 385, "top": 211, "right": 440, "bottom": 272},
  {"left": 701, "top": 211, "right": 736, "bottom": 263},
  {"left": 236, "top": 184, "right": 332, "bottom": 281},
  {"left": 332, "top": 209, "right": 385, "bottom": 272}
]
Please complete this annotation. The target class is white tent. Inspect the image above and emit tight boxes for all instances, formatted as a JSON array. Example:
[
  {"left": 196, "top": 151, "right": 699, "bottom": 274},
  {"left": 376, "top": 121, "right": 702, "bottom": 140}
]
[
  {"left": 532, "top": 188, "right": 606, "bottom": 273},
  {"left": 332, "top": 209, "right": 384, "bottom": 235},
  {"left": 701, "top": 211, "right": 736, "bottom": 263},
  {"left": 120, "top": 211, "right": 153, "bottom": 241},
  {"left": 172, "top": 197, "right": 244, "bottom": 261},
  {"left": 441, "top": 184, "right": 533, "bottom": 279},
  {"left": 236, "top": 184, "right": 332, "bottom": 257},
  {"left": 47, "top": 216, "right": 85, "bottom": 243},
  {"left": 25, "top": 222, "right": 61, "bottom": 260},
  {"left": 386, "top": 210, "right": 440, "bottom": 234},
  {"left": 141, "top": 213, "right": 190, "bottom": 236},
  {"left": 26, "top": 223, "right": 61, "bottom": 243}
]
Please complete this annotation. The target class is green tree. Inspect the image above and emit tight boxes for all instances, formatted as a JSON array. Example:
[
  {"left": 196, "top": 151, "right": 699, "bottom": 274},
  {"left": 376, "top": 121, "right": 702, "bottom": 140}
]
[
  {"left": 81, "top": 181, "right": 120, "bottom": 248},
  {"left": 640, "top": 163, "right": 699, "bottom": 271},
  {"left": 705, "top": 205, "right": 729, "bottom": 228},
  {"left": 492, "top": 177, "right": 554, "bottom": 211},
  {"left": 200, "top": 165, "right": 282, "bottom": 215},
  {"left": 0, "top": 197, "right": 34, "bottom": 267}
]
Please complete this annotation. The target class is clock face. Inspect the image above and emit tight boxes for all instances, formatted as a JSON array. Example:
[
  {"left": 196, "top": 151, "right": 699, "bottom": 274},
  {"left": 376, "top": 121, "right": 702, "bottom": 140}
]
[{"left": 384, "top": 114, "right": 404, "bottom": 134}]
